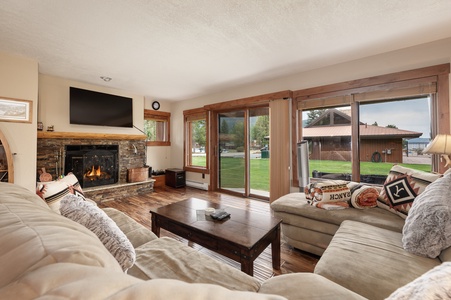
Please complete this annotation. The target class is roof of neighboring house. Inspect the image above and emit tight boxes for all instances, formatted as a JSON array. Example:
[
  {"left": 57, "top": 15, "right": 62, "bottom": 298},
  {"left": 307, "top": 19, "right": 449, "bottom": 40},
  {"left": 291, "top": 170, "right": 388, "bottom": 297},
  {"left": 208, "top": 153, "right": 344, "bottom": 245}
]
[
  {"left": 304, "top": 108, "right": 422, "bottom": 139},
  {"left": 303, "top": 124, "right": 422, "bottom": 139}
]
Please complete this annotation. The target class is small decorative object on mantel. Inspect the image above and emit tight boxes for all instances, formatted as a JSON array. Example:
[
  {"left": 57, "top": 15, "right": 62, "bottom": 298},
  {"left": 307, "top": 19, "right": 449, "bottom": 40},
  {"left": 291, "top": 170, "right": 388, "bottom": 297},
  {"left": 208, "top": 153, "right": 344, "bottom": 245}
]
[
  {"left": 39, "top": 167, "right": 52, "bottom": 182},
  {"left": 37, "top": 122, "right": 43, "bottom": 131},
  {"left": 47, "top": 125, "right": 54, "bottom": 132}
]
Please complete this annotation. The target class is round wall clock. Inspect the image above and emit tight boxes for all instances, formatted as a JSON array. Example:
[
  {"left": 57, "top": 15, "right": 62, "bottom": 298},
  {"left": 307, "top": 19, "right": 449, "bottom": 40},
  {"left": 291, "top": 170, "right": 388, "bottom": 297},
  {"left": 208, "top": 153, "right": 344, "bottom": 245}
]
[{"left": 152, "top": 101, "right": 160, "bottom": 110}]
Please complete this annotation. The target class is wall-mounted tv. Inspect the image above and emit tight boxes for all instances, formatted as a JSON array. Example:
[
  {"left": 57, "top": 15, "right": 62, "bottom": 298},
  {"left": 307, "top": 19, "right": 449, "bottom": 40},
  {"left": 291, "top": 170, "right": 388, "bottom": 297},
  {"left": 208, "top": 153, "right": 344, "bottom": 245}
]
[{"left": 70, "top": 87, "right": 133, "bottom": 128}]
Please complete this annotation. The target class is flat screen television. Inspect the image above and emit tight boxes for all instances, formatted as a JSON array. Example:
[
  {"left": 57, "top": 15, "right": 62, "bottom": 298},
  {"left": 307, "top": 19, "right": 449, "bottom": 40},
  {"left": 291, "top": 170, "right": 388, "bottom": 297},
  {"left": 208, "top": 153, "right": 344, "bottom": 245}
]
[{"left": 70, "top": 87, "right": 133, "bottom": 128}]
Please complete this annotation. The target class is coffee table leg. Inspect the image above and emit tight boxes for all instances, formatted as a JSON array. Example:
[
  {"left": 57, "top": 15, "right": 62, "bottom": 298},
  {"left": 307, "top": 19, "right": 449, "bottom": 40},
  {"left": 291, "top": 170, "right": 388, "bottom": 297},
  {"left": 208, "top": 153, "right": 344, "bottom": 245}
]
[
  {"left": 151, "top": 214, "right": 160, "bottom": 237},
  {"left": 241, "top": 259, "right": 253, "bottom": 276},
  {"left": 271, "top": 225, "right": 281, "bottom": 270}
]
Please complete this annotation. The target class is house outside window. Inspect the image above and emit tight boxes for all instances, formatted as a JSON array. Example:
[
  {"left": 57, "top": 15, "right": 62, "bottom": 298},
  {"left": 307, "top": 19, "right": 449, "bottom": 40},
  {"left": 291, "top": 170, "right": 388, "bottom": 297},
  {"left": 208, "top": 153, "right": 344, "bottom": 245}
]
[
  {"left": 184, "top": 108, "right": 208, "bottom": 173},
  {"left": 292, "top": 64, "right": 450, "bottom": 186},
  {"left": 144, "top": 110, "right": 170, "bottom": 146}
]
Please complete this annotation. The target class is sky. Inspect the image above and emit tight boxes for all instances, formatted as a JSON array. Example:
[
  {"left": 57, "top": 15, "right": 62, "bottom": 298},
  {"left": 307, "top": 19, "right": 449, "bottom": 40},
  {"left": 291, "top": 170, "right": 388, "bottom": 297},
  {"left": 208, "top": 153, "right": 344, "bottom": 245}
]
[{"left": 359, "top": 97, "right": 430, "bottom": 138}]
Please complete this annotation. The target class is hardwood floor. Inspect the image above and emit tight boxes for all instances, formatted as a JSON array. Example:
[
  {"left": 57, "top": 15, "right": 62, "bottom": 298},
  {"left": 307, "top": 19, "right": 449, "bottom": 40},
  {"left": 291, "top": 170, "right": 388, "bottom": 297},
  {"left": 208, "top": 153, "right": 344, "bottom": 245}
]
[{"left": 98, "top": 185, "right": 319, "bottom": 283}]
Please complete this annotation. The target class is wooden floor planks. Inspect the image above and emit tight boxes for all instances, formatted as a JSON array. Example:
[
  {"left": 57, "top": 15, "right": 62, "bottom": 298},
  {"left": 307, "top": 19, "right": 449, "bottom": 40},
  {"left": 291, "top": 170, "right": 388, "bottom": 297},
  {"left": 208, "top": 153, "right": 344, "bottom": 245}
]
[{"left": 98, "top": 185, "right": 319, "bottom": 282}]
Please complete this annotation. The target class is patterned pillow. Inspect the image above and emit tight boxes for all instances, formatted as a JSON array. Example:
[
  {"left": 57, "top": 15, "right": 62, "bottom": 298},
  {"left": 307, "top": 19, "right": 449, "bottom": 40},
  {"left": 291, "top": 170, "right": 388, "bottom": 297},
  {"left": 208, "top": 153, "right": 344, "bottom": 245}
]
[
  {"left": 377, "top": 165, "right": 441, "bottom": 218},
  {"left": 304, "top": 180, "right": 351, "bottom": 209},
  {"left": 402, "top": 173, "right": 451, "bottom": 258},
  {"left": 36, "top": 173, "right": 85, "bottom": 213},
  {"left": 60, "top": 194, "right": 136, "bottom": 272},
  {"left": 349, "top": 184, "right": 379, "bottom": 209}
]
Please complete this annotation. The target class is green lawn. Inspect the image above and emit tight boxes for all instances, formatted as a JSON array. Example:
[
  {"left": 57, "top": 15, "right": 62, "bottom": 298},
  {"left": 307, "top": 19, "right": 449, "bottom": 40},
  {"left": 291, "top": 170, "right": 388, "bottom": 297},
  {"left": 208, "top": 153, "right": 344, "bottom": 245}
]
[
  {"left": 192, "top": 156, "right": 431, "bottom": 192},
  {"left": 310, "top": 160, "right": 431, "bottom": 175}
]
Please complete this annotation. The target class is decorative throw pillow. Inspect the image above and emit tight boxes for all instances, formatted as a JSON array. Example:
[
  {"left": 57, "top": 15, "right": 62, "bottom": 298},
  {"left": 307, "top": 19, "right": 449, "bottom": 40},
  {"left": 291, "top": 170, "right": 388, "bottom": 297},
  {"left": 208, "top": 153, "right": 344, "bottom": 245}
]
[
  {"left": 36, "top": 173, "right": 85, "bottom": 213},
  {"left": 386, "top": 262, "right": 451, "bottom": 299},
  {"left": 402, "top": 173, "right": 451, "bottom": 258},
  {"left": 349, "top": 184, "right": 379, "bottom": 209},
  {"left": 60, "top": 194, "right": 136, "bottom": 272},
  {"left": 377, "top": 165, "right": 441, "bottom": 218},
  {"left": 304, "top": 180, "right": 351, "bottom": 209}
]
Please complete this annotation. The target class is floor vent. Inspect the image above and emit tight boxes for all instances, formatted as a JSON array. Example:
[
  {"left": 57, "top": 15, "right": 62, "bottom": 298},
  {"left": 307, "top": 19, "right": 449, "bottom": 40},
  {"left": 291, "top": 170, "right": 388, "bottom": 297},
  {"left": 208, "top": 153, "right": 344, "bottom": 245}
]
[{"left": 186, "top": 180, "right": 209, "bottom": 191}]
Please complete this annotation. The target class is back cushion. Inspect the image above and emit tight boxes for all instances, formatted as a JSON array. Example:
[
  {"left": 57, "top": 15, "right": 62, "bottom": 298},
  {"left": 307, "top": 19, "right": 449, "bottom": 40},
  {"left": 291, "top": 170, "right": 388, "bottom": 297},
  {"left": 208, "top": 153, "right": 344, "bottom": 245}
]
[{"left": 0, "top": 183, "right": 121, "bottom": 288}]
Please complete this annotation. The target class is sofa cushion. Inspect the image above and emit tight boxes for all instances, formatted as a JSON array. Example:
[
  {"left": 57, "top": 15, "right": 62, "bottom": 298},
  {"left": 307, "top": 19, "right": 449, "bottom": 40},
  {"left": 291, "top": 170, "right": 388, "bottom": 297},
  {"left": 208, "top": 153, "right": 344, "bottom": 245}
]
[
  {"left": 377, "top": 165, "right": 441, "bottom": 218},
  {"left": 36, "top": 173, "right": 85, "bottom": 213},
  {"left": 402, "top": 173, "right": 451, "bottom": 258},
  {"left": 0, "top": 263, "right": 284, "bottom": 300},
  {"left": 102, "top": 207, "right": 158, "bottom": 248},
  {"left": 129, "top": 237, "right": 261, "bottom": 292},
  {"left": 314, "top": 220, "right": 441, "bottom": 300},
  {"left": 259, "top": 273, "right": 366, "bottom": 300},
  {"left": 271, "top": 193, "right": 404, "bottom": 233},
  {"left": 0, "top": 183, "right": 122, "bottom": 289},
  {"left": 386, "top": 262, "right": 451, "bottom": 300},
  {"left": 60, "top": 195, "right": 135, "bottom": 272}
]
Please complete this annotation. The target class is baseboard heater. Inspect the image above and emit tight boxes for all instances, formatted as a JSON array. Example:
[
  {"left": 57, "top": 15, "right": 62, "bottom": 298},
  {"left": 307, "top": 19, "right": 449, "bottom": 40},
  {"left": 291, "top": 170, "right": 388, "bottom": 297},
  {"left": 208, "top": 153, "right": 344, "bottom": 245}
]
[{"left": 185, "top": 180, "right": 209, "bottom": 191}]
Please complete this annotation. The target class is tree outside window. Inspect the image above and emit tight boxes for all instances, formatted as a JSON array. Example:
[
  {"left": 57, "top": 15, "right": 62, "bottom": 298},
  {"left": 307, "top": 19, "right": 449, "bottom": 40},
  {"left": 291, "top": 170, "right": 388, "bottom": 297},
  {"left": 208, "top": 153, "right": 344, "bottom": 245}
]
[
  {"left": 144, "top": 110, "right": 170, "bottom": 146},
  {"left": 184, "top": 108, "right": 208, "bottom": 172}
]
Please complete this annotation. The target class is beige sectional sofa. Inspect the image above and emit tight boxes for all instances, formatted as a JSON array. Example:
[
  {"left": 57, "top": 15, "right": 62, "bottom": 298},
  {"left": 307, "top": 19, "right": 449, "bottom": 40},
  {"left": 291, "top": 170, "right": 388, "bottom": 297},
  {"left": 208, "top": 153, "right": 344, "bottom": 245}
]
[
  {"left": 271, "top": 169, "right": 451, "bottom": 299},
  {"left": 0, "top": 182, "right": 366, "bottom": 300}
]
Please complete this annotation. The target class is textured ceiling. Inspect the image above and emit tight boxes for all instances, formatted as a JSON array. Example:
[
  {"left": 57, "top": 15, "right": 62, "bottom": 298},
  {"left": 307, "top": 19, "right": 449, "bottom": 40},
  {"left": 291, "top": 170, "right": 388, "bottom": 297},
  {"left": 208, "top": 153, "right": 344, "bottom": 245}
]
[{"left": 1, "top": 0, "right": 451, "bottom": 101}]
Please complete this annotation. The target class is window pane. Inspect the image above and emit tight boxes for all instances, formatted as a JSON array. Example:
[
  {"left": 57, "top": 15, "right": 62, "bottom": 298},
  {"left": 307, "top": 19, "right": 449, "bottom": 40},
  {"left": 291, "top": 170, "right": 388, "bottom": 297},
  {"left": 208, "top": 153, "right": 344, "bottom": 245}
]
[
  {"left": 359, "top": 97, "right": 432, "bottom": 184},
  {"left": 218, "top": 111, "right": 245, "bottom": 193},
  {"left": 144, "top": 119, "right": 168, "bottom": 142},
  {"left": 189, "top": 119, "right": 206, "bottom": 167},
  {"left": 249, "top": 107, "right": 269, "bottom": 197},
  {"left": 302, "top": 106, "right": 352, "bottom": 181}
]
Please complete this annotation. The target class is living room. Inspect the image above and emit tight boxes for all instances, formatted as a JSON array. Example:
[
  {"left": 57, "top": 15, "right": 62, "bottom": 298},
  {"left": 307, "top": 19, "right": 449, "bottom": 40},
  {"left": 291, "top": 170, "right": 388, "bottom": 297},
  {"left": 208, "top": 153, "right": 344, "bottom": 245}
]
[{"left": 1, "top": 1, "right": 451, "bottom": 299}]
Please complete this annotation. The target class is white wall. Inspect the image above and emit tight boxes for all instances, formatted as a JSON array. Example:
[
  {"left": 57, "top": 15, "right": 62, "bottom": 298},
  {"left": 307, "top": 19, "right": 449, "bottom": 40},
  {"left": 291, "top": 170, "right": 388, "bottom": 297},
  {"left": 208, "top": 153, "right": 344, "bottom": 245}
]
[
  {"left": 170, "top": 37, "right": 451, "bottom": 187},
  {"left": 0, "top": 52, "right": 38, "bottom": 191}
]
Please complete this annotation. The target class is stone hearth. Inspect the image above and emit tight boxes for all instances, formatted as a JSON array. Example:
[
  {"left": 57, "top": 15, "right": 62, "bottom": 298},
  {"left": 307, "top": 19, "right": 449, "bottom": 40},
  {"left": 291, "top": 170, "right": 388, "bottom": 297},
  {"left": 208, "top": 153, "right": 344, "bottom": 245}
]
[{"left": 37, "top": 132, "right": 154, "bottom": 202}]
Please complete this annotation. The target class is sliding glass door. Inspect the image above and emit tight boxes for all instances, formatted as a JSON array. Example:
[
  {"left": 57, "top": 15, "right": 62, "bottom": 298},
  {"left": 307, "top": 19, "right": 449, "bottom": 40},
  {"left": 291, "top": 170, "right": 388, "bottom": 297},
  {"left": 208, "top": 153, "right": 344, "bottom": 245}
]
[
  {"left": 217, "top": 107, "right": 269, "bottom": 199},
  {"left": 218, "top": 110, "right": 246, "bottom": 194}
]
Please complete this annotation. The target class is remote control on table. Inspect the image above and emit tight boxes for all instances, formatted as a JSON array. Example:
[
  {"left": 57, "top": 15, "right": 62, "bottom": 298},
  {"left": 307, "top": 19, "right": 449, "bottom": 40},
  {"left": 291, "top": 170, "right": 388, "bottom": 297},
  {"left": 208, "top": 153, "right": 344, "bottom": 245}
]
[{"left": 210, "top": 211, "right": 231, "bottom": 220}]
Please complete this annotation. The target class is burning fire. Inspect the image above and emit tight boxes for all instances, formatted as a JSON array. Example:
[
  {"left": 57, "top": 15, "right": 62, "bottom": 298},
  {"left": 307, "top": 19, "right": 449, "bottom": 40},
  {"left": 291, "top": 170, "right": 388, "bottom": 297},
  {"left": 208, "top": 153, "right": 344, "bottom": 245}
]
[
  {"left": 84, "top": 165, "right": 111, "bottom": 181},
  {"left": 86, "top": 165, "right": 102, "bottom": 177}
]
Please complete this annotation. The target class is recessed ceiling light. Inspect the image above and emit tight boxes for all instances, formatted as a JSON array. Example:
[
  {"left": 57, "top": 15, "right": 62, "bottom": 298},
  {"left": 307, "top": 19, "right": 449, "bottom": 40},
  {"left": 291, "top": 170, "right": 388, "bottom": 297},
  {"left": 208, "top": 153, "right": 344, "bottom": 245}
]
[{"left": 100, "top": 76, "right": 112, "bottom": 82}]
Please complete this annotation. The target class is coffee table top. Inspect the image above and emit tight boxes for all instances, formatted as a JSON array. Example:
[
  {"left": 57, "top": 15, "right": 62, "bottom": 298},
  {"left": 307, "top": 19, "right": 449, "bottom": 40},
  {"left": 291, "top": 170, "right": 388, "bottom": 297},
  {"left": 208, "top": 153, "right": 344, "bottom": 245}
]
[{"left": 150, "top": 197, "right": 282, "bottom": 248}]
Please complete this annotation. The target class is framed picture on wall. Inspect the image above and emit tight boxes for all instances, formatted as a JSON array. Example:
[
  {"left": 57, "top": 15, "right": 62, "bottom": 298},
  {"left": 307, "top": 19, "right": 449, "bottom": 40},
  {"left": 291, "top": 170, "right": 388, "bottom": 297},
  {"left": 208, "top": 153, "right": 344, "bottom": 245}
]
[{"left": 0, "top": 97, "right": 32, "bottom": 123}]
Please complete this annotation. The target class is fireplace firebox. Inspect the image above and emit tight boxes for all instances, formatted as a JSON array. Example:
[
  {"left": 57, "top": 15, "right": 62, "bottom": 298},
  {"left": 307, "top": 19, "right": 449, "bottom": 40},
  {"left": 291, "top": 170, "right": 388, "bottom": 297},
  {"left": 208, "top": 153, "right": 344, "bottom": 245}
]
[{"left": 65, "top": 145, "right": 119, "bottom": 188}]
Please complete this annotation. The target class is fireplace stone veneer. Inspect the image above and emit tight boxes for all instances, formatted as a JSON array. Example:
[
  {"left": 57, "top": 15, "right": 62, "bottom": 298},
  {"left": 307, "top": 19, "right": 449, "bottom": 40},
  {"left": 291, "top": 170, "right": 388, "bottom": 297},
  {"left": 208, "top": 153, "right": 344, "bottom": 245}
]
[{"left": 37, "top": 132, "right": 153, "bottom": 202}]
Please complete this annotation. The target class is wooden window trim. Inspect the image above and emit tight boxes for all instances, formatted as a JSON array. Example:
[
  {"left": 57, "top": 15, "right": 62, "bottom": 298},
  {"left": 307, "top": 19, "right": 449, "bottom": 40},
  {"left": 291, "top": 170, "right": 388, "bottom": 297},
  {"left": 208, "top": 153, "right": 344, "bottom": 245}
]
[
  {"left": 183, "top": 108, "right": 209, "bottom": 173},
  {"left": 144, "top": 109, "right": 171, "bottom": 146},
  {"left": 291, "top": 63, "right": 450, "bottom": 186}
]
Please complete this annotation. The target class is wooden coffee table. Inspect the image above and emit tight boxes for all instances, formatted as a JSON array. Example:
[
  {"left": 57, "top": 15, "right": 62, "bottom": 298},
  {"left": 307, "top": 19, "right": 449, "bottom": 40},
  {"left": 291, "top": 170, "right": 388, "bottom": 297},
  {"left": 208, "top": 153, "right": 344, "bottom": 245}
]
[{"left": 149, "top": 197, "right": 282, "bottom": 276}]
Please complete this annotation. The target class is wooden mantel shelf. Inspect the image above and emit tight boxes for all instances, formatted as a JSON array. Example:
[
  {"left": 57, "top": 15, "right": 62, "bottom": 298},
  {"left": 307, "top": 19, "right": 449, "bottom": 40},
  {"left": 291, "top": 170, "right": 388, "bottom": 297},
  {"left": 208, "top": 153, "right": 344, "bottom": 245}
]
[{"left": 37, "top": 131, "right": 146, "bottom": 140}]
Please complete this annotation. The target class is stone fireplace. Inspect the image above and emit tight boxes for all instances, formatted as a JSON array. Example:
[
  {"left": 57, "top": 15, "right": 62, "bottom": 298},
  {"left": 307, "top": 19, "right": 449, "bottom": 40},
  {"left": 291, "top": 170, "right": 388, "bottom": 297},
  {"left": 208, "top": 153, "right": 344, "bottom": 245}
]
[
  {"left": 37, "top": 132, "right": 154, "bottom": 202},
  {"left": 65, "top": 145, "right": 119, "bottom": 188}
]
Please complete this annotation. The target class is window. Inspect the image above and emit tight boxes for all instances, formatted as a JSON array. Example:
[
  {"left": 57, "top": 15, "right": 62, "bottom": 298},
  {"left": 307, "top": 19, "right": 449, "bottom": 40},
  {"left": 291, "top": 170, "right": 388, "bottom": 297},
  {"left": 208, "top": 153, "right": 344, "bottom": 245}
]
[
  {"left": 144, "top": 110, "right": 170, "bottom": 146},
  {"left": 184, "top": 108, "right": 208, "bottom": 173},
  {"left": 292, "top": 64, "right": 450, "bottom": 186}
]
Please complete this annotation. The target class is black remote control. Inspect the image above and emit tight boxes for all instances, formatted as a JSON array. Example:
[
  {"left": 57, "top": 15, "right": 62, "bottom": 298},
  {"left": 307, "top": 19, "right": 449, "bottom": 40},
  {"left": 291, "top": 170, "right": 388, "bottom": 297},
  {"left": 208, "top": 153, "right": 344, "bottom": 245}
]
[{"left": 210, "top": 211, "right": 231, "bottom": 220}]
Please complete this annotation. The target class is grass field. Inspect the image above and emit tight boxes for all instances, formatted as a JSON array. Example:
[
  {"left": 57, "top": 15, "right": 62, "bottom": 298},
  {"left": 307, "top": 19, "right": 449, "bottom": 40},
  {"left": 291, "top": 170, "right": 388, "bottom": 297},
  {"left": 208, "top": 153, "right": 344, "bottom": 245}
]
[{"left": 192, "top": 156, "right": 431, "bottom": 192}]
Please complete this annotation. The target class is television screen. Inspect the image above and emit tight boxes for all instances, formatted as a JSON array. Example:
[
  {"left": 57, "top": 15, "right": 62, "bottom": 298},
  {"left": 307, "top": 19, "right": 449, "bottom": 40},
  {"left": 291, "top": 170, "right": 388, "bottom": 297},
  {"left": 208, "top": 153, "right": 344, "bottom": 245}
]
[{"left": 70, "top": 87, "right": 133, "bottom": 128}]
